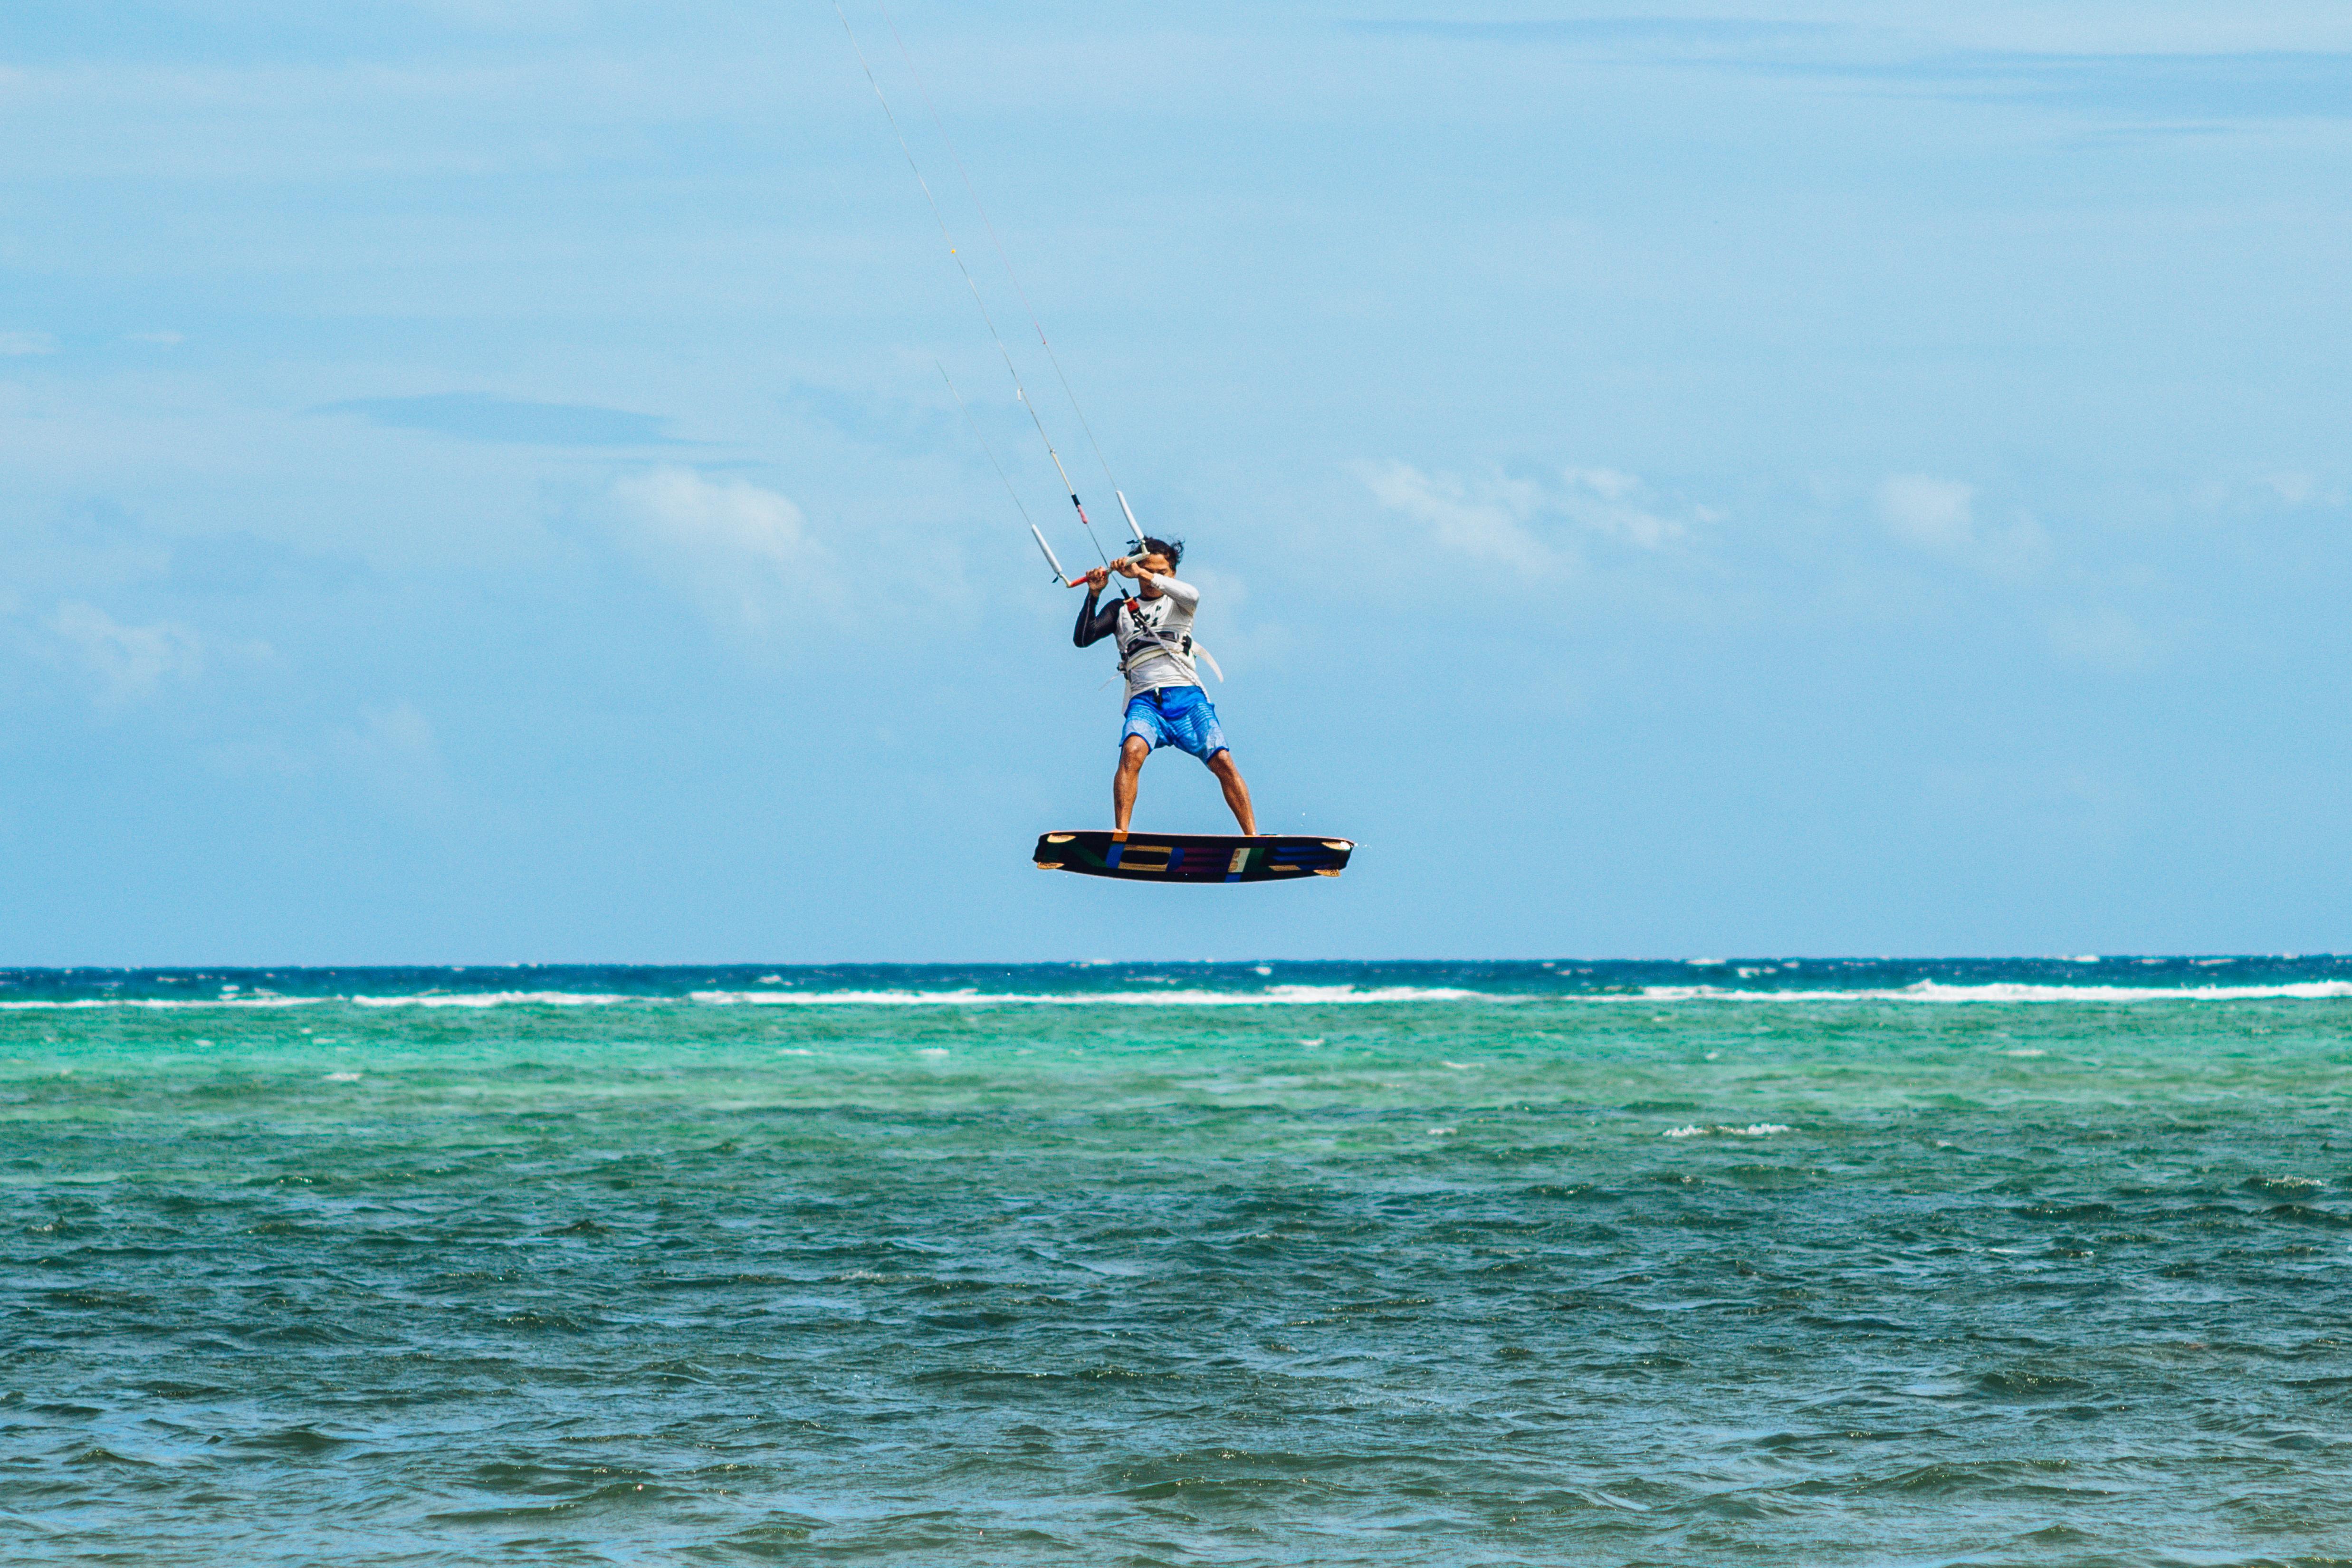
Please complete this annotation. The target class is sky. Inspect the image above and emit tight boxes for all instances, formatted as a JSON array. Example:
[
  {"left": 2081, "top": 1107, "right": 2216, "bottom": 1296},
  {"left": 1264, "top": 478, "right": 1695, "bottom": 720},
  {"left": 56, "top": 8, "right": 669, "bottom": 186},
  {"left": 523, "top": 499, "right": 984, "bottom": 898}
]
[{"left": 3, "top": 1, "right": 2350, "bottom": 964}]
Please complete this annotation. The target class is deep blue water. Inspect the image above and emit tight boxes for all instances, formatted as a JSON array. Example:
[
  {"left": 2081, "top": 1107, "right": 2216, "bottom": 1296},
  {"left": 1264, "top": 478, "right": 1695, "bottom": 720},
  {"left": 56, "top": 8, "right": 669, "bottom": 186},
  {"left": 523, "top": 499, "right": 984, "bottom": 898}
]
[{"left": 5, "top": 953, "right": 2351, "bottom": 1005}]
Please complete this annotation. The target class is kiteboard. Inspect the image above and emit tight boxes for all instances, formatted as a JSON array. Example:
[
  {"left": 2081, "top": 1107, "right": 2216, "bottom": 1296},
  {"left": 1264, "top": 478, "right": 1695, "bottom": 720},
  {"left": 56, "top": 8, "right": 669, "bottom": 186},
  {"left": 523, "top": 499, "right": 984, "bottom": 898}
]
[{"left": 1034, "top": 831, "right": 1354, "bottom": 883}]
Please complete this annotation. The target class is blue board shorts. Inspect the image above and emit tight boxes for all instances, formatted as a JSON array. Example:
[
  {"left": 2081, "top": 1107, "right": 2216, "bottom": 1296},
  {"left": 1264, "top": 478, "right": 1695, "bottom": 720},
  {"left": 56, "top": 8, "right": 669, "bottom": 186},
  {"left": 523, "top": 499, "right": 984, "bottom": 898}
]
[{"left": 1122, "top": 685, "right": 1228, "bottom": 764}]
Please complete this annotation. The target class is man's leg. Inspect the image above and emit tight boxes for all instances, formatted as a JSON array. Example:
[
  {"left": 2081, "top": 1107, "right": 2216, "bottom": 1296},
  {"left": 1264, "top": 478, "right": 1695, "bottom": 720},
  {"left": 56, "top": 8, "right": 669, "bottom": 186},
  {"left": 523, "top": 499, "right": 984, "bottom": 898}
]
[
  {"left": 1207, "top": 750, "right": 1257, "bottom": 836},
  {"left": 1113, "top": 735, "right": 1149, "bottom": 832}
]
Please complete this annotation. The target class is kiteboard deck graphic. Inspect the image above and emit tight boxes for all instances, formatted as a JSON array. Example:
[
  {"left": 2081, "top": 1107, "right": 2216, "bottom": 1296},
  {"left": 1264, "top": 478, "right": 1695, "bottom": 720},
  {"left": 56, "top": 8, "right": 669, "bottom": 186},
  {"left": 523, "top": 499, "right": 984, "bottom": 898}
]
[{"left": 1033, "top": 831, "right": 1354, "bottom": 883}]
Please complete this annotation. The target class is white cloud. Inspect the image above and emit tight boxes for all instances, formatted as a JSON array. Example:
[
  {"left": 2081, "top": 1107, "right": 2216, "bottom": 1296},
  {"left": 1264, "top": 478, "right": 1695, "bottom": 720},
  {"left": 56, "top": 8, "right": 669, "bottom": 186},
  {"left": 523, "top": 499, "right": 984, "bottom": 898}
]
[
  {"left": 46, "top": 601, "right": 202, "bottom": 702},
  {"left": 334, "top": 701, "right": 453, "bottom": 811},
  {"left": 1563, "top": 466, "right": 1639, "bottom": 501},
  {"left": 411, "top": 0, "right": 594, "bottom": 25},
  {"left": 1360, "top": 461, "right": 1693, "bottom": 575},
  {"left": 1875, "top": 473, "right": 2047, "bottom": 577},
  {"left": 2049, "top": 606, "right": 2154, "bottom": 670},
  {"left": 1876, "top": 474, "right": 1975, "bottom": 550},
  {"left": 2257, "top": 471, "right": 2345, "bottom": 507},
  {"left": 1558, "top": 467, "right": 1684, "bottom": 548},
  {"left": 342, "top": 700, "right": 436, "bottom": 762},
  {"left": 206, "top": 737, "right": 314, "bottom": 779},
  {"left": 1361, "top": 461, "right": 1560, "bottom": 573},
  {"left": 1979, "top": 511, "right": 2051, "bottom": 577},
  {"left": 612, "top": 467, "right": 834, "bottom": 631},
  {"left": 0, "top": 331, "right": 57, "bottom": 356}
]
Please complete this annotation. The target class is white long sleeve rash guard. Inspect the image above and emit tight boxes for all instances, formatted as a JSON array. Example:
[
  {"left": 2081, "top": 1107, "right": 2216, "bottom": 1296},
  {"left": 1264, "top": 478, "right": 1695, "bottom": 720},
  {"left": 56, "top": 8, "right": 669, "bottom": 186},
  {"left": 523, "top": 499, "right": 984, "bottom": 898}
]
[{"left": 1073, "top": 572, "right": 1202, "bottom": 699}]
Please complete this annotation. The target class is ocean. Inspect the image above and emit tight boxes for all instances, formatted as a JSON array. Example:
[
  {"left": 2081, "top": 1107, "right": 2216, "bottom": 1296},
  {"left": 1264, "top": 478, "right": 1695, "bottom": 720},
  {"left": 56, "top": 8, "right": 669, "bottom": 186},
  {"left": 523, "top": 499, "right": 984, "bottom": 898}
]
[{"left": 5, "top": 958, "right": 2350, "bottom": 1565}]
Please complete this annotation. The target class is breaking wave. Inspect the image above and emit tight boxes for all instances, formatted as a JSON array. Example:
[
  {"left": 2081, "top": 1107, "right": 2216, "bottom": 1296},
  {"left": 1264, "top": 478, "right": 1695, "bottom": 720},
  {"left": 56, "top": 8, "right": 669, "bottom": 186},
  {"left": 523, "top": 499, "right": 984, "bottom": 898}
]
[
  {"left": 2, "top": 961, "right": 2347, "bottom": 1008},
  {"left": 1629, "top": 981, "right": 2352, "bottom": 1004},
  {"left": 685, "top": 985, "right": 1482, "bottom": 1006}
]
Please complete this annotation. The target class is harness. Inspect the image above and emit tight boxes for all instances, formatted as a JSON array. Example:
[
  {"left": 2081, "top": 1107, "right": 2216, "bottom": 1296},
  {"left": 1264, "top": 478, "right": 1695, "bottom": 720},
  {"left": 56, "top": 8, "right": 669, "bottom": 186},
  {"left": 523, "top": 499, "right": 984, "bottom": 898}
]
[{"left": 1117, "top": 597, "right": 1224, "bottom": 684}]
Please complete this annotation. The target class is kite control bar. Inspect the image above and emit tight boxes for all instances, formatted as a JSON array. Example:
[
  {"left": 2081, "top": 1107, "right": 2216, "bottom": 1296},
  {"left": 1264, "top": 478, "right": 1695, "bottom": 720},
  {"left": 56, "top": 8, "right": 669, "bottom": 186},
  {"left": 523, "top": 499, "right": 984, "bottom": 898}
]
[
  {"left": 1031, "top": 524, "right": 1086, "bottom": 587},
  {"left": 1037, "top": 523, "right": 1156, "bottom": 588},
  {"left": 1043, "top": 491, "right": 1153, "bottom": 586},
  {"left": 1115, "top": 490, "right": 1148, "bottom": 549}
]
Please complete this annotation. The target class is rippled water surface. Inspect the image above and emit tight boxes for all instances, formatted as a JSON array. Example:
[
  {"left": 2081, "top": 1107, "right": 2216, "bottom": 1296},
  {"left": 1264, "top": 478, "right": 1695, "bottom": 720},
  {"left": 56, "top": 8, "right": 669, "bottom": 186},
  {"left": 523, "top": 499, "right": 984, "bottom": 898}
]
[{"left": 5, "top": 960, "right": 2352, "bottom": 1565}]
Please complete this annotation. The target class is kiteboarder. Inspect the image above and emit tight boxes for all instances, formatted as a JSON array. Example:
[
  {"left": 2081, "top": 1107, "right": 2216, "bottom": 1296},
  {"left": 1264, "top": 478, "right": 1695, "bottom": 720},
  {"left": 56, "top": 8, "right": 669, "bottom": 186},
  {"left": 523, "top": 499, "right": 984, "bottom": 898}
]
[{"left": 1073, "top": 538, "right": 1256, "bottom": 836}]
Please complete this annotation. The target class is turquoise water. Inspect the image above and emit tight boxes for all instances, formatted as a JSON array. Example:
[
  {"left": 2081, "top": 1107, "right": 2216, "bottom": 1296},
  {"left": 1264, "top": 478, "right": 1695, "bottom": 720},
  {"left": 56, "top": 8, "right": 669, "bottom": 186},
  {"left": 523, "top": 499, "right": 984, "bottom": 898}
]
[{"left": 6, "top": 960, "right": 2352, "bottom": 1565}]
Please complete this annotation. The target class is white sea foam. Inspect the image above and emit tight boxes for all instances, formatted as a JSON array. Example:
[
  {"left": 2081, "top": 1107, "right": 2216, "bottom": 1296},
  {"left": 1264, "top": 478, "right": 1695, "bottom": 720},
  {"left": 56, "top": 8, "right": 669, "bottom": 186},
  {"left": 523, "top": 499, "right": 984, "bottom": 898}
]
[
  {"left": 0, "top": 991, "right": 631, "bottom": 1011},
  {"left": 1630, "top": 981, "right": 2352, "bottom": 1004},
  {"left": 347, "top": 991, "right": 634, "bottom": 1008},
  {"left": 0, "top": 978, "right": 2345, "bottom": 1011},
  {"left": 0, "top": 996, "right": 321, "bottom": 1010},
  {"left": 3, "top": 987, "right": 1475, "bottom": 1010},
  {"left": 685, "top": 985, "right": 1482, "bottom": 1007},
  {"left": 1664, "top": 1123, "right": 1793, "bottom": 1138}
]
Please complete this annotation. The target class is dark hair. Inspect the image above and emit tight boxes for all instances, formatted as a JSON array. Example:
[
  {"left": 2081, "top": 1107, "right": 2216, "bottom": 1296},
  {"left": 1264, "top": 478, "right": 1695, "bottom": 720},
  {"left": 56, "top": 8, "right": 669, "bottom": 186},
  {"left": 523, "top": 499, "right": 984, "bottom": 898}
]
[{"left": 1139, "top": 535, "right": 1184, "bottom": 571}]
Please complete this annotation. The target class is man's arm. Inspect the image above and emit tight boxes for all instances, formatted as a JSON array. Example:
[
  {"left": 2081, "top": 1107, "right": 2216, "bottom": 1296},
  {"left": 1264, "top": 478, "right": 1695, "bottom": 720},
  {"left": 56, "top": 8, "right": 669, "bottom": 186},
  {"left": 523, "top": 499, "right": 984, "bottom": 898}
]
[
  {"left": 1073, "top": 577, "right": 1122, "bottom": 647},
  {"left": 1132, "top": 571, "right": 1199, "bottom": 610}
]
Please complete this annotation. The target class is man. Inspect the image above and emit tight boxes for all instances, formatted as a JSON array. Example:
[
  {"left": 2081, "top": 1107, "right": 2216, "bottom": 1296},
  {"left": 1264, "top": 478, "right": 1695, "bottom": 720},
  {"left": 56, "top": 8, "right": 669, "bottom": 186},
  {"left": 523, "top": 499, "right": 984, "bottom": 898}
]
[{"left": 1073, "top": 537, "right": 1257, "bottom": 835}]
